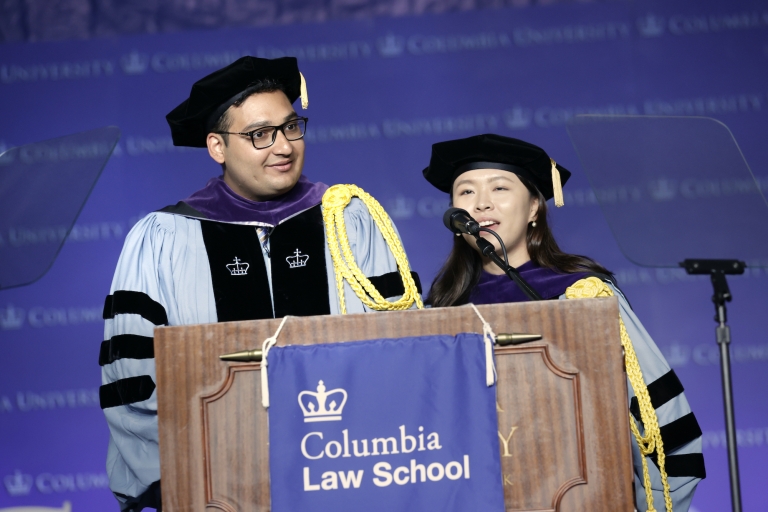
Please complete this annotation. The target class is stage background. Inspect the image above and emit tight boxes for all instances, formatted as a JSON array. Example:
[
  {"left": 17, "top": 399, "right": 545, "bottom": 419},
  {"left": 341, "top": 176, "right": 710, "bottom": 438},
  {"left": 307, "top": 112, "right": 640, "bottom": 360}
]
[{"left": 1, "top": 0, "right": 767, "bottom": 509}]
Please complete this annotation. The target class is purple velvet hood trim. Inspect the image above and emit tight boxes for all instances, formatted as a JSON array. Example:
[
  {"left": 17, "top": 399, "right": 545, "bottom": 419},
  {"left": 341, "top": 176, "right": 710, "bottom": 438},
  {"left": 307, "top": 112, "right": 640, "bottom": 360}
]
[
  {"left": 183, "top": 175, "right": 328, "bottom": 225},
  {"left": 468, "top": 260, "right": 591, "bottom": 304}
]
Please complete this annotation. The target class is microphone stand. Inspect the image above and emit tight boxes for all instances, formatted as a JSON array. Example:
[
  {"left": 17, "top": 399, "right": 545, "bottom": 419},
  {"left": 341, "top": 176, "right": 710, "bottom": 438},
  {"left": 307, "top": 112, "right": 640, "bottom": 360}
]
[{"left": 473, "top": 230, "right": 542, "bottom": 301}]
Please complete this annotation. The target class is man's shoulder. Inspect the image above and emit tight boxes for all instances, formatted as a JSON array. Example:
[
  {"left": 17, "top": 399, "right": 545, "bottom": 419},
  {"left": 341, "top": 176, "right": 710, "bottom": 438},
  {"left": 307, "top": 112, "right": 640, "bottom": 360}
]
[
  {"left": 334, "top": 196, "right": 373, "bottom": 219},
  {"left": 157, "top": 201, "right": 208, "bottom": 220},
  {"left": 114, "top": 211, "right": 206, "bottom": 272},
  {"left": 126, "top": 210, "right": 202, "bottom": 241}
]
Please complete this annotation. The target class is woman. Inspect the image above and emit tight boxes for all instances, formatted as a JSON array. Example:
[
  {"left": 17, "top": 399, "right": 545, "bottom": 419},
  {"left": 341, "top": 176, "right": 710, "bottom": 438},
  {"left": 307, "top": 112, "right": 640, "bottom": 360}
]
[{"left": 422, "top": 134, "right": 704, "bottom": 512}]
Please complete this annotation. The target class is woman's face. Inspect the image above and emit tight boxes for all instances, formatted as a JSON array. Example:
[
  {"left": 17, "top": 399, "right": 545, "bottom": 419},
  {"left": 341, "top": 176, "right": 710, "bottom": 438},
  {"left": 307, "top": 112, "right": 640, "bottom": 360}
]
[{"left": 451, "top": 169, "right": 539, "bottom": 265}]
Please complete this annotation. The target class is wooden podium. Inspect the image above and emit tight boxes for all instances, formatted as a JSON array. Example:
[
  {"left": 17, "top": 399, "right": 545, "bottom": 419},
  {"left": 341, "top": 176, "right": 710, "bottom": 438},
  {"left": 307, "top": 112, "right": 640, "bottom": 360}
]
[{"left": 155, "top": 298, "right": 635, "bottom": 511}]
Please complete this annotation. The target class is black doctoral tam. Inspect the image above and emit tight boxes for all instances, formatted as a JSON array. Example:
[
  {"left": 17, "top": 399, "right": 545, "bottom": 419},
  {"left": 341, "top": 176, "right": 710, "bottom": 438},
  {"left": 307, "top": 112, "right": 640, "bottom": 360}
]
[
  {"left": 166, "top": 56, "right": 303, "bottom": 148},
  {"left": 422, "top": 134, "right": 571, "bottom": 202}
]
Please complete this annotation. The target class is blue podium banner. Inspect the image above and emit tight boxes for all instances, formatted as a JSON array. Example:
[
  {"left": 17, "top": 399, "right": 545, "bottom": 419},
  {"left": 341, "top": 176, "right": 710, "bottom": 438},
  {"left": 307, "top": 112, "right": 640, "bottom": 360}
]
[{"left": 266, "top": 334, "right": 505, "bottom": 512}]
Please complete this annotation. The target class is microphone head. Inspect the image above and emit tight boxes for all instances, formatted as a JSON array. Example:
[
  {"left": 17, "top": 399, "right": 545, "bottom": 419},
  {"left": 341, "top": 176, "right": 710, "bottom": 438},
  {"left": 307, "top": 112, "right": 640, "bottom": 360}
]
[{"left": 443, "top": 207, "right": 469, "bottom": 234}]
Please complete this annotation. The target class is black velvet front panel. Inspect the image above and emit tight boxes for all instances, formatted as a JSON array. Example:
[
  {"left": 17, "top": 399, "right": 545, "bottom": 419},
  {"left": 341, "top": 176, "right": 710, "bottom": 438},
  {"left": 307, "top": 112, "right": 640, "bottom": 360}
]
[
  {"left": 200, "top": 220, "right": 274, "bottom": 322},
  {"left": 270, "top": 205, "right": 331, "bottom": 318}
]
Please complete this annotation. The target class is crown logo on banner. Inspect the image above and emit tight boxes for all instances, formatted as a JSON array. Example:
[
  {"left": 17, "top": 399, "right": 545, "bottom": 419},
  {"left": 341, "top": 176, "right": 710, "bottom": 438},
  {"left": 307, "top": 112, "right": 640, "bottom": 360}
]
[
  {"left": 648, "top": 178, "right": 677, "bottom": 201},
  {"left": 504, "top": 107, "right": 533, "bottom": 130},
  {"left": 377, "top": 34, "right": 406, "bottom": 57},
  {"left": 286, "top": 249, "right": 309, "bottom": 269},
  {"left": 4, "top": 470, "right": 33, "bottom": 496},
  {"left": 121, "top": 50, "right": 149, "bottom": 75},
  {"left": 663, "top": 343, "right": 690, "bottom": 368},
  {"left": 226, "top": 257, "right": 249, "bottom": 276},
  {"left": 637, "top": 14, "right": 666, "bottom": 38},
  {"left": 298, "top": 380, "right": 348, "bottom": 422},
  {"left": 387, "top": 195, "right": 415, "bottom": 220},
  {"left": 0, "top": 304, "right": 25, "bottom": 330}
]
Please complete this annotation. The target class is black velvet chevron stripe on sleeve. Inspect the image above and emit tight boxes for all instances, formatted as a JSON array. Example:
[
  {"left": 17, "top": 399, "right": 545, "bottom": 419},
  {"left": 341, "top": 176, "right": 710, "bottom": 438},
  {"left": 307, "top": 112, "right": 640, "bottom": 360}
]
[
  {"left": 659, "top": 412, "right": 703, "bottom": 453},
  {"left": 629, "top": 369, "right": 686, "bottom": 421},
  {"left": 99, "top": 334, "right": 155, "bottom": 366},
  {"left": 629, "top": 405, "right": 704, "bottom": 452},
  {"left": 647, "top": 370, "right": 685, "bottom": 408},
  {"left": 367, "top": 271, "right": 422, "bottom": 298},
  {"left": 626, "top": 369, "right": 704, "bottom": 477},
  {"left": 103, "top": 291, "right": 168, "bottom": 325},
  {"left": 629, "top": 405, "right": 702, "bottom": 452},
  {"left": 650, "top": 453, "right": 706, "bottom": 479},
  {"left": 99, "top": 375, "right": 156, "bottom": 409},
  {"left": 114, "top": 480, "right": 162, "bottom": 511}
]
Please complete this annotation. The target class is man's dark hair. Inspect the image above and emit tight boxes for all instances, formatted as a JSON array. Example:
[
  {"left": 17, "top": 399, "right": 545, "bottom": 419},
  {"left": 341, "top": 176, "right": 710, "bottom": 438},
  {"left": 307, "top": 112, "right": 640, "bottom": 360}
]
[{"left": 211, "top": 78, "right": 287, "bottom": 145}]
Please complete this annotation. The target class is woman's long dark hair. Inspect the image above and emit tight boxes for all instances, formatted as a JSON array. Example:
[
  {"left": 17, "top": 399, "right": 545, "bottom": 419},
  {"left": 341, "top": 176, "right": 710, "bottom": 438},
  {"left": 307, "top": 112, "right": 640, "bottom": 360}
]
[{"left": 426, "top": 176, "right": 611, "bottom": 307}]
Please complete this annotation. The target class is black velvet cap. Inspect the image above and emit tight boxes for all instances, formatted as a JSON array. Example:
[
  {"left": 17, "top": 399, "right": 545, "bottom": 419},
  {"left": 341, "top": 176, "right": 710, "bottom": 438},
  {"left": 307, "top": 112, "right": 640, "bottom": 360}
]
[
  {"left": 422, "top": 134, "right": 571, "bottom": 201},
  {"left": 166, "top": 56, "right": 302, "bottom": 148}
]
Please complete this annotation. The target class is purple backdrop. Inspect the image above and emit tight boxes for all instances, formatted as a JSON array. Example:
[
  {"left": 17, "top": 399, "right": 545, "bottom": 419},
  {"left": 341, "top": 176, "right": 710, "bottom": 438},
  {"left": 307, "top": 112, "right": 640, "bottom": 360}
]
[{"left": 1, "top": 0, "right": 767, "bottom": 510}]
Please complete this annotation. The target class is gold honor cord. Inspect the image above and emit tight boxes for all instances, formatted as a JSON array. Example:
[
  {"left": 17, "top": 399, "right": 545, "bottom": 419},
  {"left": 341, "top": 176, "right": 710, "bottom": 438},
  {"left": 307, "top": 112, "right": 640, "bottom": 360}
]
[
  {"left": 565, "top": 277, "right": 672, "bottom": 512},
  {"left": 322, "top": 184, "right": 424, "bottom": 314}
]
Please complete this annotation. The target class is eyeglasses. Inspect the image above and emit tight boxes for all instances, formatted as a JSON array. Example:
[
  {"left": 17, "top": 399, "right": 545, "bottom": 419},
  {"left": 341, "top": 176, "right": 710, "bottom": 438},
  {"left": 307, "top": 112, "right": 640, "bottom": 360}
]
[{"left": 215, "top": 117, "right": 308, "bottom": 149}]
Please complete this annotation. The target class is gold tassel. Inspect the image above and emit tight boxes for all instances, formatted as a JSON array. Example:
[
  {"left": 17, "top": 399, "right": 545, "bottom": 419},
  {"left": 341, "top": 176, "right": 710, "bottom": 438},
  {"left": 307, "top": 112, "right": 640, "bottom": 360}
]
[
  {"left": 551, "top": 158, "right": 564, "bottom": 207},
  {"left": 299, "top": 72, "right": 309, "bottom": 110}
]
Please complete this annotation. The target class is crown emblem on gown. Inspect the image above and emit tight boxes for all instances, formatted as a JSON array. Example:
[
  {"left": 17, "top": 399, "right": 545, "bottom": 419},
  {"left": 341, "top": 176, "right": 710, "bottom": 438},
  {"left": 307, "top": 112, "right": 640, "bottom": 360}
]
[
  {"left": 4, "top": 470, "right": 33, "bottom": 496},
  {"left": 298, "top": 380, "right": 348, "bottom": 422},
  {"left": 286, "top": 249, "right": 309, "bottom": 269},
  {"left": 226, "top": 257, "right": 249, "bottom": 276}
]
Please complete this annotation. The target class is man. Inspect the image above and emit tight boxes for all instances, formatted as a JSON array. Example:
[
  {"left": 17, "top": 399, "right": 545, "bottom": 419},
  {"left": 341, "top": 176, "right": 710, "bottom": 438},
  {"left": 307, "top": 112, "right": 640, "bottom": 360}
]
[{"left": 98, "top": 56, "right": 421, "bottom": 511}]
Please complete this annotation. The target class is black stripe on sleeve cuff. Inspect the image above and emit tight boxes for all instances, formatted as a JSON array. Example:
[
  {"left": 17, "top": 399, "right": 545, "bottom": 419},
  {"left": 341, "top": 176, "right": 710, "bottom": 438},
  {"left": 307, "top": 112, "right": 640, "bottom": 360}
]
[
  {"left": 647, "top": 370, "right": 685, "bottom": 409},
  {"left": 114, "top": 479, "right": 162, "bottom": 508},
  {"left": 99, "top": 334, "right": 155, "bottom": 366},
  {"left": 367, "top": 271, "right": 422, "bottom": 298},
  {"left": 99, "top": 376, "right": 156, "bottom": 409},
  {"left": 650, "top": 453, "right": 706, "bottom": 479},
  {"left": 629, "top": 370, "right": 685, "bottom": 422},
  {"left": 629, "top": 406, "right": 702, "bottom": 454},
  {"left": 660, "top": 412, "right": 703, "bottom": 453},
  {"left": 103, "top": 291, "right": 168, "bottom": 325}
]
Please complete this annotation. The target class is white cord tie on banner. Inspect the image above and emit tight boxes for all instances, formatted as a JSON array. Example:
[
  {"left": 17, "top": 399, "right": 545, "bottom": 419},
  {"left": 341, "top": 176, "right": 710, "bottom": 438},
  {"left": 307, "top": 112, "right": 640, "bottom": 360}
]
[
  {"left": 261, "top": 315, "right": 291, "bottom": 409},
  {"left": 469, "top": 303, "right": 497, "bottom": 387}
]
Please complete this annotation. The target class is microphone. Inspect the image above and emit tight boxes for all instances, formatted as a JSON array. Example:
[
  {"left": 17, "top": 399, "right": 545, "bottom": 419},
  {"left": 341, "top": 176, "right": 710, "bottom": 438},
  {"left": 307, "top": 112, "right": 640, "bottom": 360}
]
[
  {"left": 443, "top": 207, "right": 481, "bottom": 235},
  {"left": 442, "top": 208, "right": 542, "bottom": 301}
]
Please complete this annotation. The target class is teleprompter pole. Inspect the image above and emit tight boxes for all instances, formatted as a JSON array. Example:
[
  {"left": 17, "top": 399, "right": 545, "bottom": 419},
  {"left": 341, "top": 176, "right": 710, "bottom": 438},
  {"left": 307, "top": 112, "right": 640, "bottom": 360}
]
[
  {"left": 716, "top": 297, "right": 742, "bottom": 512},
  {"left": 681, "top": 259, "right": 744, "bottom": 512}
]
